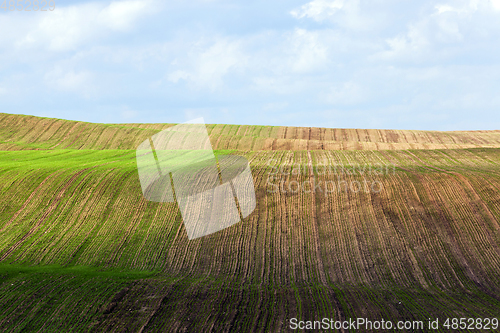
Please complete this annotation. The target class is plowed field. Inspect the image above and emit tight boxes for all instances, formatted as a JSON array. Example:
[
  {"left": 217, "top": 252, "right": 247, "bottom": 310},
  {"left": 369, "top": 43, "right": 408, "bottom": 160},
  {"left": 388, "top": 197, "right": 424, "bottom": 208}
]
[{"left": 1, "top": 114, "right": 500, "bottom": 332}]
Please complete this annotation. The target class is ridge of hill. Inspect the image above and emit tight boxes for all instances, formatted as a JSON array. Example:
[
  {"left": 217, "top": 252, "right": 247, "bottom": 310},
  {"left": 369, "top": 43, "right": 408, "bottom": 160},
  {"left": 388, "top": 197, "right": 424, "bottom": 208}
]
[{"left": 1, "top": 112, "right": 500, "bottom": 151}]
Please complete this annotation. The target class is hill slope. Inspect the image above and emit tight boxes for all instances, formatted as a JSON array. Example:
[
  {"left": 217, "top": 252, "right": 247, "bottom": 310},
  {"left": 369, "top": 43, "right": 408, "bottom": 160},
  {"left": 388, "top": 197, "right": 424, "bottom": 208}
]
[
  {"left": 1, "top": 113, "right": 500, "bottom": 332},
  {"left": 2, "top": 112, "right": 500, "bottom": 151}
]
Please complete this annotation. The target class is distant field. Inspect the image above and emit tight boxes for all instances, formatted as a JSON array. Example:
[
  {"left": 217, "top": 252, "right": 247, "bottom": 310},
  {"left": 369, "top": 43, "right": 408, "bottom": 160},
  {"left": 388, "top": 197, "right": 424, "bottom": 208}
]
[
  {"left": 1, "top": 113, "right": 500, "bottom": 332},
  {"left": 2, "top": 112, "right": 500, "bottom": 151}
]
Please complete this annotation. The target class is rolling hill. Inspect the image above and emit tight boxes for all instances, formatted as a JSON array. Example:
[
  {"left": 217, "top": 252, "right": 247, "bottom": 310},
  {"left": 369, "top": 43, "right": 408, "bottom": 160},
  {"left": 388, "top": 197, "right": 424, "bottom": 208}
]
[
  {"left": 2, "top": 112, "right": 500, "bottom": 151},
  {"left": 1, "top": 113, "right": 500, "bottom": 332}
]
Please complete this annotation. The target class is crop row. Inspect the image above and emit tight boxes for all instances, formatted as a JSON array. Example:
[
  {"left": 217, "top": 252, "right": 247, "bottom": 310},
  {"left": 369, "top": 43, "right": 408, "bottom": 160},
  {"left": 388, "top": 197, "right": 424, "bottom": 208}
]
[{"left": 1, "top": 150, "right": 499, "bottom": 290}]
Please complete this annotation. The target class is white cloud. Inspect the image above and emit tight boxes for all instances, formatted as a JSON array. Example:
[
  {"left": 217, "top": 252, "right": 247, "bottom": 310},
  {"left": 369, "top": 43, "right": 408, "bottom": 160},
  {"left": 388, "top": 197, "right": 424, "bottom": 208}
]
[
  {"left": 377, "top": 23, "right": 430, "bottom": 60},
  {"left": 435, "top": 4, "right": 457, "bottom": 14},
  {"left": 2, "top": 0, "right": 155, "bottom": 52},
  {"left": 168, "top": 70, "right": 190, "bottom": 83},
  {"left": 434, "top": 0, "right": 500, "bottom": 14},
  {"left": 434, "top": 0, "right": 479, "bottom": 14},
  {"left": 290, "top": 0, "right": 346, "bottom": 22},
  {"left": 290, "top": 0, "right": 387, "bottom": 32},
  {"left": 99, "top": 0, "right": 152, "bottom": 30},
  {"left": 173, "top": 28, "right": 339, "bottom": 94},
  {"left": 492, "top": 0, "right": 500, "bottom": 10},
  {"left": 373, "top": 0, "right": 500, "bottom": 62},
  {"left": 167, "top": 38, "right": 248, "bottom": 91},
  {"left": 288, "top": 29, "right": 330, "bottom": 73},
  {"left": 44, "top": 66, "right": 94, "bottom": 96}
]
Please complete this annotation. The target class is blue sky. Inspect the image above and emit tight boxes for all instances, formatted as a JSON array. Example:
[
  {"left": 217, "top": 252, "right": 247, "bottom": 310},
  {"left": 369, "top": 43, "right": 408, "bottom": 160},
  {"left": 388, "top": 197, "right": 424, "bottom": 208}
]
[{"left": 1, "top": 0, "right": 500, "bottom": 130}]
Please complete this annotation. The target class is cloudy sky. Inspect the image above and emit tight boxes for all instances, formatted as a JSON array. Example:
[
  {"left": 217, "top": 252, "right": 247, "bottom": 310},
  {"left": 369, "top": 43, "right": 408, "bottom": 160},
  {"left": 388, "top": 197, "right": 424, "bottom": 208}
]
[{"left": 1, "top": 0, "right": 500, "bottom": 130}]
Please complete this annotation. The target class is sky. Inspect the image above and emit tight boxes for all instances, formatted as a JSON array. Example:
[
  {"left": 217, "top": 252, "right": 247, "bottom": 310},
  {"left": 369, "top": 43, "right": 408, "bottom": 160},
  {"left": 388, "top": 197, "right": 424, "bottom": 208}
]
[{"left": 1, "top": 0, "right": 500, "bottom": 130}]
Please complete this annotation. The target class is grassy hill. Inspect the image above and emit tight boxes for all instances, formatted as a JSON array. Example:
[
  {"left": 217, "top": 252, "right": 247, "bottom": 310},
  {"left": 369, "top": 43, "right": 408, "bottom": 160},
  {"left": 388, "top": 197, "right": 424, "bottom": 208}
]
[
  {"left": 2, "top": 112, "right": 500, "bottom": 151},
  {"left": 1, "top": 113, "right": 500, "bottom": 332}
]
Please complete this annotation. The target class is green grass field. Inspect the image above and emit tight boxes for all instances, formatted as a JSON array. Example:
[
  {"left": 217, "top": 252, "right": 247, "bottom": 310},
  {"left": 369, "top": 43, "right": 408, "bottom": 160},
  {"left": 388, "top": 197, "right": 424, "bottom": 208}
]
[{"left": 1, "top": 114, "right": 500, "bottom": 332}]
